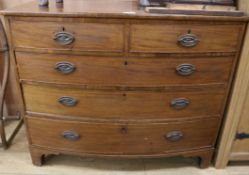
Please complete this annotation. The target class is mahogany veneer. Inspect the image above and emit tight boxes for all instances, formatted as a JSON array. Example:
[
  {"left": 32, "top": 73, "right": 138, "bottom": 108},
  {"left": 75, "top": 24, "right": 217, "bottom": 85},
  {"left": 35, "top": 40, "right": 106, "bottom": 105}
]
[
  {"left": 27, "top": 116, "right": 219, "bottom": 156},
  {"left": 16, "top": 52, "right": 234, "bottom": 87},
  {"left": 1, "top": 0, "right": 247, "bottom": 168}
]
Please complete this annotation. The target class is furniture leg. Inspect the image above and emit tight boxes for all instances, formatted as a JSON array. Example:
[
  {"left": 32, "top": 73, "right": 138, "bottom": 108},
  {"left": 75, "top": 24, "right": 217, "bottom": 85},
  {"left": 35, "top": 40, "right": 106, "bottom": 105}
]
[
  {"left": 199, "top": 151, "right": 213, "bottom": 169},
  {"left": 30, "top": 147, "right": 45, "bottom": 166}
]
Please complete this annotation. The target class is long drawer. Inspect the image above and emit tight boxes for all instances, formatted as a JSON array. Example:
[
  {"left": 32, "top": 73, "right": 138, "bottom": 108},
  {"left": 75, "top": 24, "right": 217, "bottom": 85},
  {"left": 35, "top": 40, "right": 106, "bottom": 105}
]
[
  {"left": 16, "top": 52, "right": 234, "bottom": 87},
  {"left": 130, "top": 23, "right": 243, "bottom": 53},
  {"left": 11, "top": 20, "right": 124, "bottom": 52},
  {"left": 27, "top": 116, "right": 219, "bottom": 155},
  {"left": 11, "top": 19, "right": 243, "bottom": 54},
  {"left": 23, "top": 84, "right": 225, "bottom": 120}
]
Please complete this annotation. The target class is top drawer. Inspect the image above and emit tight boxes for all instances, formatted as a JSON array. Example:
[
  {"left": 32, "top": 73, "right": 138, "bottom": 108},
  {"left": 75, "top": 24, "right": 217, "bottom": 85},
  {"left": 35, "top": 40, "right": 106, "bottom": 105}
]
[
  {"left": 10, "top": 20, "right": 124, "bottom": 52},
  {"left": 130, "top": 22, "right": 243, "bottom": 53}
]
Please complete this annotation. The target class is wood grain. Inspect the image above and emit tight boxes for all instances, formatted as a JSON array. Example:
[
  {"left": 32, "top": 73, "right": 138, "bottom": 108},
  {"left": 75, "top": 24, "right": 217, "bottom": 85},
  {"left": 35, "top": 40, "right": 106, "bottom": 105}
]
[
  {"left": 23, "top": 83, "right": 226, "bottom": 120},
  {"left": 0, "top": 0, "right": 248, "bottom": 21},
  {"left": 28, "top": 144, "right": 214, "bottom": 168},
  {"left": 16, "top": 52, "right": 234, "bottom": 87},
  {"left": 26, "top": 116, "right": 219, "bottom": 155},
  {"left": 11, "top": 19, "right": 124, "bottom": 52},
  {"left": 148, "top": 0, "right": 236, "bottom": 6},
  {"left": 130, "top": 23, "right": 243, "bottom": 53},
  {"left": 214, "top": 0, "right": 249, "bottom": 168},
  {"left": 1, "top": 0, "right": 247, "bottom": 168},
  {"left": 231, "top": 90, "right": 249, "bottom": 154}
]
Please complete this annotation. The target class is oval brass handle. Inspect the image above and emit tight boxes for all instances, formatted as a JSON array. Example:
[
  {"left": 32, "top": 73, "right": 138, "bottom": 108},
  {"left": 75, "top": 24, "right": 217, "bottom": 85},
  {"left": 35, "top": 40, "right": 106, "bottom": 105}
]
[
  {"left": 178, "top": 33, "right": 199, "bottom": 48},
  {"left": 58, "top": 96, "right": 78, "bottom": 107},
  {"left": 54, "top": 31, "right": 75, "bottom": 45},
  {"left": 55, "top": 62, "right": 76, "bottom": 74},
  {"left": 165, "top": 131, "right": 183, "bottom": 142},
  {"left": 170, "top": 98, "right": 190, "bottom": 110},
  {"left": 62, "top": 131, "right": 80, "bottom": 141},
  {"left": 176, "top": 64, "right": 196, "bottom": 76}
]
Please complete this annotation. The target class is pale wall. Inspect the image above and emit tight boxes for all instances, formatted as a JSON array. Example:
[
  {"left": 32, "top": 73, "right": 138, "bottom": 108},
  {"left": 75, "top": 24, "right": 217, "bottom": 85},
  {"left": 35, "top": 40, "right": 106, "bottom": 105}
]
[{"left": 0, "top": 0, "right": 33, "bottom": 10}]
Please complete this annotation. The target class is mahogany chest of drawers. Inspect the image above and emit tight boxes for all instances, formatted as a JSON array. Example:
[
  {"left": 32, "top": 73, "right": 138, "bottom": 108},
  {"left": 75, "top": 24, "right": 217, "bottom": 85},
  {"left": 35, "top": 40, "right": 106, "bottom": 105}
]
[{"left": 1, "top": 0, "right": 248, "bottom": 168}]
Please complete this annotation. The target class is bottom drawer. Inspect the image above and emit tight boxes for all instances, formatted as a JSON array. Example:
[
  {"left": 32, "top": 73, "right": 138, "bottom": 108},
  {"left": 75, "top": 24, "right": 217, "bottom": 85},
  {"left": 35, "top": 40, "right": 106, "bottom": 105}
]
[{"left": 27, "top": 116, "right": 219, "bottom": 155}]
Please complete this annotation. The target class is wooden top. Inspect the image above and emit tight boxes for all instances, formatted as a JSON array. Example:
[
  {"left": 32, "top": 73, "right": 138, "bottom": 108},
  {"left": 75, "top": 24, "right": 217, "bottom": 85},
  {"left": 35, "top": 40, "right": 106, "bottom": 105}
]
[{"left": 0, "top": 0, "right": 248, "bottom": 21}]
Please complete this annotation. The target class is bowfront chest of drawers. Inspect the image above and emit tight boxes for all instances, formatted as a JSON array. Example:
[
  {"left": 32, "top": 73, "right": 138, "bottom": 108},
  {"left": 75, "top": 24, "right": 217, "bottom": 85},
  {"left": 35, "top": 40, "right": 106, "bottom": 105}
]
[{"left": 1, "top": 0, "right": 248, "bottom": 168}]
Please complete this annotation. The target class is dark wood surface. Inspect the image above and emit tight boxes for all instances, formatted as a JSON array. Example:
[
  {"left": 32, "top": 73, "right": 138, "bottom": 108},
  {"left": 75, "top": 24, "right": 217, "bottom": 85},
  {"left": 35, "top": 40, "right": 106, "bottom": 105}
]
[
  {"left": 149, "top": 0, "right": 236, "bottom": 6},
  {"left": 1, "top": 0, "right": 247, "bottom": 168},
  {"left": 145, "top": 8, "right": 244, "bottom": 17}
]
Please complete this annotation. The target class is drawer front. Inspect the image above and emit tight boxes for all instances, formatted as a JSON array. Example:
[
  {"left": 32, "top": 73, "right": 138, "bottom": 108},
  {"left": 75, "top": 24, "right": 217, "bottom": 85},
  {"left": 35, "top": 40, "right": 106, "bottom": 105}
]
[
  {"left": 17, "top": 52, "right": 233, "bottom": 87},
  {"left": 130, "top": 23, "right": 243, "bottom": 53},
  {"left": 11, "top": 20, "right": 124, "bottom": 52},
  {"left": 27, "top": 116, "right": 219, "bottom": 155},
  {"left": 23, "top": 84, "right": 225, "bottom": 120}
]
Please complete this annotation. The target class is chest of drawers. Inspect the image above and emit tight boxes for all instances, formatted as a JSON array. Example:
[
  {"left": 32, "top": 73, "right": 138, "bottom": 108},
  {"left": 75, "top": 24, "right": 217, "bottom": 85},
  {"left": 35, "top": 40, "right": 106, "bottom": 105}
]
[{"left": 1, "top": 0, "right": 248, "bottom": 168}]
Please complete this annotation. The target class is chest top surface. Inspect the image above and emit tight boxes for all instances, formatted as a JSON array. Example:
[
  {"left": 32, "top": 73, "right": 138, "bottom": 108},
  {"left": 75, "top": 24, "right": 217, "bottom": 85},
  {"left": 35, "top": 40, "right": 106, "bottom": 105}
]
[{"left": 0, "top": 0, "right": 248, "bottom": 21}]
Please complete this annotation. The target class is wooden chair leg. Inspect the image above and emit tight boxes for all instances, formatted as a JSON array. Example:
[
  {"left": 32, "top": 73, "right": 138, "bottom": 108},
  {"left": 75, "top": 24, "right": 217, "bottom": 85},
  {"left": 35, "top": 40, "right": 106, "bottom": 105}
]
[
  {"left": 0, "top": 115, "right": 23, "bottom": 149},
  {"left": 0, "top": 120, "right": 8, "bottom": 149}
]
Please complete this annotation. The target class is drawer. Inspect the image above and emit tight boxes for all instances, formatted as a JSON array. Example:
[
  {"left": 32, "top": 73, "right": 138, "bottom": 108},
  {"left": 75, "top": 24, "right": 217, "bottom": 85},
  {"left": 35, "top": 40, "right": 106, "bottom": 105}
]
[
  {"left": 23, "top": 84, "right": 226, "bottom": 120},
  {"left": 16, "top": 52, "right": 234, "bottom": 87},
  {"left": 11, "top": 20, "right": 124, "bottom": 52},
  {"left": 130, "top": 23, "right": 243, "bottom": 53},
  {"left": 27, "top": 116, "right": 219, "bottom": 155}
]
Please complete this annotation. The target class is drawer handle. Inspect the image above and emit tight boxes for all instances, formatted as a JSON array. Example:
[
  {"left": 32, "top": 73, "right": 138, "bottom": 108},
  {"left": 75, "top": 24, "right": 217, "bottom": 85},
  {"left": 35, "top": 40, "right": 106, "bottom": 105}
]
[
  {"left": 165, "top": 131, "right": 183, "bottom": 142},
  {"left": 54, "top": 30, "right": 75, "bottom": 45},
  {"left": 176, "top": 64, "right": 196, "bottom": 76},
  {"left": 178, "top": 33, "right": 199, "bottom": 48},
  {"left": 55, "top": 62, "right": 76, "bottom": 74},
  {"left": 170, "top": 98, "right": 190, "bottom": 110},
  {"left": 62, "top": 131, "right": 80, "bottom": 141},
  {"left": 58, "top": 96, "right": 78, "bottom": 107}
]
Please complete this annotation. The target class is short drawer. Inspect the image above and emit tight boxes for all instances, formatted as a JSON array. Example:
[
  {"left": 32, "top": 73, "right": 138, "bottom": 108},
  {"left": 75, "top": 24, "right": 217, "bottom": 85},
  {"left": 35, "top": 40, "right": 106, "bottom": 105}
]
[
  {"left": 130, "top": 23, "right": 243, "bottom": 53},
  {"left": 27, "top": 116, "right": 219, "bottom": 155},
  {"left": 23, "top": 84, "right": 225, "bottom": 120},
  {"left": 11, "top": 20, "right": 124, "bottom": 52},
  {"left": 16, "top": 52, "right": 233, "bottom": 87}
]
